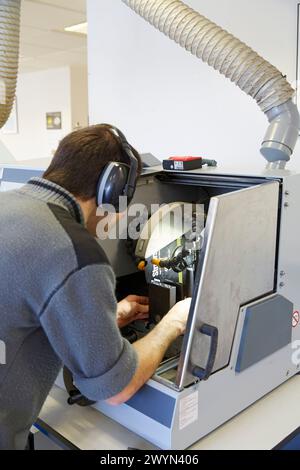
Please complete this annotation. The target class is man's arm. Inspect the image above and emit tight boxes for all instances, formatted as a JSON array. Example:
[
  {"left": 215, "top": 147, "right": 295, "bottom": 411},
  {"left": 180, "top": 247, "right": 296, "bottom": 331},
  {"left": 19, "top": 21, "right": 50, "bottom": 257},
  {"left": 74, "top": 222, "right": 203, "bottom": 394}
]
[
  {"left": 39, "top": 262, "right": 190, "bottom": 403},
  {"left": 39, "top": 264, "right": 138, "bottom": 401},
  {"left": 107, "top": 298, "right": 191, "bottom": 405}
]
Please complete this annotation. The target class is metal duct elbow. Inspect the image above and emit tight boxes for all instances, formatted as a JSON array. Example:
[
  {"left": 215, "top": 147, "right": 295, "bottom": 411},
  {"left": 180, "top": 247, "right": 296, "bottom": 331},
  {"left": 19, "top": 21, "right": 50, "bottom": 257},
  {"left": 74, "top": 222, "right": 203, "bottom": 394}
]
[
  {"left": 0, "top": 0, "right": 21, "bottom": 129},
  {"left": 261, "top": 100, "right": 300, "bottom": 163},
  {"left": 122, "top": 0, "right": 299, "bottom": 164}
]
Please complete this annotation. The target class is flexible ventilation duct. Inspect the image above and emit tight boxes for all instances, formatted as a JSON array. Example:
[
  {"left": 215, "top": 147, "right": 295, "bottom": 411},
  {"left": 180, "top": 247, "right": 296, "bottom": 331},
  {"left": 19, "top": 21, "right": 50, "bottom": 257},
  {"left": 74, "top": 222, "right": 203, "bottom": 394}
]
[
  {"left": 122, "top": 0, "right": 300, "bottom": 164},
  {"left": 0, "top": 0, "right": 21, "bottom": 129}
]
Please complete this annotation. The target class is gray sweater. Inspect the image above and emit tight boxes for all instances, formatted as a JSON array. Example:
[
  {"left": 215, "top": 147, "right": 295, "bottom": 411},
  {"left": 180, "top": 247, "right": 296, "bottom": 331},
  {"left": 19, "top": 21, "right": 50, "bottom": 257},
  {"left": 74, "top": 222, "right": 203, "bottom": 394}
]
[{"left": 0, "top": 178, "right": 137, "bottom": 450}]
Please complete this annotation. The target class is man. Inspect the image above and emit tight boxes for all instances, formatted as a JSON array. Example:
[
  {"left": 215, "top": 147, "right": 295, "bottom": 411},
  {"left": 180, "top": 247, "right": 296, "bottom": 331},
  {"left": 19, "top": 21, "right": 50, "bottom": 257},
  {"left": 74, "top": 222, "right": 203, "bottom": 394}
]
[{"left": 0, "top": 124, "right": 191, "bottom": 450}]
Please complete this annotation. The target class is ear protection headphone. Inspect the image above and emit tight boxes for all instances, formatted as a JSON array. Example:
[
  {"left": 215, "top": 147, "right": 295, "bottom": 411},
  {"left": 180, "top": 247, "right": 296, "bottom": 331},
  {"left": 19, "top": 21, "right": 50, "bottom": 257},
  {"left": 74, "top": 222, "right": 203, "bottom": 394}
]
[{"left": 96, "top": 126, "right": 139, "bottom": 212}]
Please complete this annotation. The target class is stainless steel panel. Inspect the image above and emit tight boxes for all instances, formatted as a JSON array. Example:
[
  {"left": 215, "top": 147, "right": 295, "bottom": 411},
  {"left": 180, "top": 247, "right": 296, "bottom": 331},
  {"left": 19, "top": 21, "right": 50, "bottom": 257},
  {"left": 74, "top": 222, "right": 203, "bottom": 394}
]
[{"left": 177, "top": 182, "right": 279, "bottom": 388}]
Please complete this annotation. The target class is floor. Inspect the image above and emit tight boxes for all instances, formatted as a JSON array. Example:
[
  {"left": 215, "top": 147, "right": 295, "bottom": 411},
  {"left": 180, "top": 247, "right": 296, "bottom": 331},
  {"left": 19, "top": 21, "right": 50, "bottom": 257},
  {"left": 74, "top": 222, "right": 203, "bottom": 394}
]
[
  {"left": 32, "top": 427, "right": 300, "bottom": 451},
  {"left": 33, "top": 431, "right": 62, "bottom": 450}
]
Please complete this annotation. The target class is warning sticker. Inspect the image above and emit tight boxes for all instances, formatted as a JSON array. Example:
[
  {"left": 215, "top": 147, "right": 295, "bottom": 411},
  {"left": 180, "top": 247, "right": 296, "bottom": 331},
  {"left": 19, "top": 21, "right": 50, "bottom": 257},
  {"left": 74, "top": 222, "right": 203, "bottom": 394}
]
[
  {"left": 179, "top": 391, "right": 199, "bottom": 430},
  {"left": 293, "top": 311, "right": 300, "bottom": 328}
]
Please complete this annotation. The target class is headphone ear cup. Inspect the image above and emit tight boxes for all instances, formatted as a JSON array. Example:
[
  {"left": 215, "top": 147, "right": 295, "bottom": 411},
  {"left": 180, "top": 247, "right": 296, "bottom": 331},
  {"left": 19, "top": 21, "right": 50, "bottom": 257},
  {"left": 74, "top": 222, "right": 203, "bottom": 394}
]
[{"left": 97, "top": 162, "right": 130, "bottom": 212}]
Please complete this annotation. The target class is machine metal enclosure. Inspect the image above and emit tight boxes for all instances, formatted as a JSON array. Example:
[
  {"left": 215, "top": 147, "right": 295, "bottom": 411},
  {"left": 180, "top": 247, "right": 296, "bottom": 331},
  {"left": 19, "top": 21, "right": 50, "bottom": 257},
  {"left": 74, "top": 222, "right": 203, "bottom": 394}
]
[{"left": 95, "top": 166, "right": 300, "bottom": 449}]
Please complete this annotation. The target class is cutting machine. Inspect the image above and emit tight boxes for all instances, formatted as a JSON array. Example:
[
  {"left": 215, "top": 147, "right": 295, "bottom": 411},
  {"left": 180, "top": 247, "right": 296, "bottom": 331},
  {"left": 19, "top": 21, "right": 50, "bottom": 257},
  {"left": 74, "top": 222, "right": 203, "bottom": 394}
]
[
  {"left": 61, "top": 164, "right": 300, "bottom": 450},
  {"left": 1, "top": 160, "right": 299, "bottom": 450}
]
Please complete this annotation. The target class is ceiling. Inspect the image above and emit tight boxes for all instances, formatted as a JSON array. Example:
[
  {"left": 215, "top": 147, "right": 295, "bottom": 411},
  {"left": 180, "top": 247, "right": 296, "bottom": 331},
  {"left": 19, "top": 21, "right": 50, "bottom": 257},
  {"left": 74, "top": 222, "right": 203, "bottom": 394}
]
[{"left": 19, "top": 0, "right": 87, "bottom": 73}]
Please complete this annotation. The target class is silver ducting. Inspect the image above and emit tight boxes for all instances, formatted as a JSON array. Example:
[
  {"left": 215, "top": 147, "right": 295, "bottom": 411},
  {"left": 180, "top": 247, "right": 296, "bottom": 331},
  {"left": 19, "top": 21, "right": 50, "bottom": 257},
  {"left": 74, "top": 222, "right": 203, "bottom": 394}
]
[
  {"left": 261, "top": 100, "right": 300, "bottom": 163},
  {"left": 0, "top": 0, "right": 21, "bottom": 129},
  {"left": 122, "top": 0, "right": 299, "bottom": 163}
]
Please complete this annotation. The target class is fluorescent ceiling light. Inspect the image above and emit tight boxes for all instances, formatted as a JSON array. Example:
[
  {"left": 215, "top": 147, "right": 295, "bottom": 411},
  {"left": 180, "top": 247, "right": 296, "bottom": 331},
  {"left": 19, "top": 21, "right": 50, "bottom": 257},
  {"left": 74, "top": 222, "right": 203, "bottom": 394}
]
[{"left": 64, "top": 22, "right": 87, "bottom": 35}]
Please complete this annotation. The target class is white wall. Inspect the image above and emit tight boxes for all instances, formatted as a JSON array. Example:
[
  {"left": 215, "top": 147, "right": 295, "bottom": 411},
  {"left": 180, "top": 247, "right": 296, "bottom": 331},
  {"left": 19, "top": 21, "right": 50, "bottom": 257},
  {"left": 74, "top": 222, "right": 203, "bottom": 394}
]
[
  {"left": 0, "top": 66, "right": 88, "bottom": 163},
  {"left": 70, "top": 66, "right": 89, "bottom": 131},
  {"left": 0, "top": 67, "right": 71, "bottom": 162},
  {"left": 87, "top": 0, "right": 300, "bottom": 170}
]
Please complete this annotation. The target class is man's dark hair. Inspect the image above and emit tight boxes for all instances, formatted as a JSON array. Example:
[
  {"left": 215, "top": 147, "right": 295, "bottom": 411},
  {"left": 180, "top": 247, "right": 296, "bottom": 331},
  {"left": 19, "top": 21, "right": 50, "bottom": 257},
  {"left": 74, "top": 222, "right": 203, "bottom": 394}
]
[{"left": 43, "top": 124, "right": 142, "bottom": 201}]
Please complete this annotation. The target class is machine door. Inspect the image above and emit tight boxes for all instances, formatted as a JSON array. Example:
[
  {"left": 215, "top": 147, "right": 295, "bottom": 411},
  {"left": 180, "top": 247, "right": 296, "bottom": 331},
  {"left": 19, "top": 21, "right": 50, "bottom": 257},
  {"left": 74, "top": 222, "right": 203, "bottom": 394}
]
[{"left": 176, "top": 181, "right": 280, "bottom": 388}]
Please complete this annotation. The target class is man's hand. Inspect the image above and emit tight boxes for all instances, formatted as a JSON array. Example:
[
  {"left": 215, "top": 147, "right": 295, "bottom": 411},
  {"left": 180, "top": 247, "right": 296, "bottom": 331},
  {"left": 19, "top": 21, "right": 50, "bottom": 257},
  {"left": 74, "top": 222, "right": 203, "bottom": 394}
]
[
  {"left": 161, "top": 298, "right": 192, "bottom": 337},
  {"left": 117, "top": 295, "right": 149, "bottom": 328},
  {"left": 107, "top": 297, "right": 191, "bottom": 406}
]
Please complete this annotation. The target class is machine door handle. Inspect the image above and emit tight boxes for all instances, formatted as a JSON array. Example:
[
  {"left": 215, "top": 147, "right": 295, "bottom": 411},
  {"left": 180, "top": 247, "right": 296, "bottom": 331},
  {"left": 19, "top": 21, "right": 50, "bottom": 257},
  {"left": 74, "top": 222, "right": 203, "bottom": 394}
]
[{"left": 192, "top": 324, "right": 219, "bottom": 381}]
